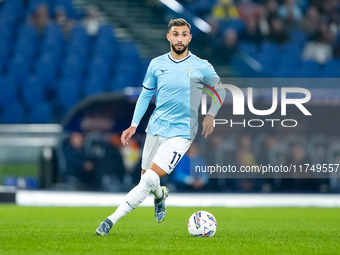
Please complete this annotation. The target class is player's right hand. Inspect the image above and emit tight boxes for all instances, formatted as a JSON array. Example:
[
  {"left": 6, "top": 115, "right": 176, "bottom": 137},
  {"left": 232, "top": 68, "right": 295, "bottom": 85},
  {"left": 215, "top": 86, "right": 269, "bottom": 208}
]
[{"left": 121, "top": 126, "right": 137, "bottom": 145}]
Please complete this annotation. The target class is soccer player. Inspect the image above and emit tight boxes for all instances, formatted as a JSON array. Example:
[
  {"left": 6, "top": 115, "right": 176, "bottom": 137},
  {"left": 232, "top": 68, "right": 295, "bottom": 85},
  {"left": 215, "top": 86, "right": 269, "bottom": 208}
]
[{"left": 96, "top": 18, "right": 226, "bottom": 235}]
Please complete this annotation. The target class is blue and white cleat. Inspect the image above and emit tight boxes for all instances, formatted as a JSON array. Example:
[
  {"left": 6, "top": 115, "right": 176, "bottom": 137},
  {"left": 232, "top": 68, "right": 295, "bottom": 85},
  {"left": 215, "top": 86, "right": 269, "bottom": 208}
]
[
  {"left": 154, "top": 186, "right": 169, "bottom": 223},
  {"left": 95, "top": 218, "right": 113, "bottom": 236}
]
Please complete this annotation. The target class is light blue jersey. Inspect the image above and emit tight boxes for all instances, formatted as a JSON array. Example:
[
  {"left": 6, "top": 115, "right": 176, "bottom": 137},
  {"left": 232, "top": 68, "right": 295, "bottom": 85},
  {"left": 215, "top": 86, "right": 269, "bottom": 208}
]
[{"left": 132, "top": 51, "right": 226, "bottom": 140}]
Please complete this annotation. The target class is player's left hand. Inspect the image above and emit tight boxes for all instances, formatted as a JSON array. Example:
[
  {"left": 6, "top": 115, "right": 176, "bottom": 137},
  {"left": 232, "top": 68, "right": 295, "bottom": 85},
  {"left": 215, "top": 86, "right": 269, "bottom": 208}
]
[{"left": 202, "top": 115, "right": 214, "bottom": 138}]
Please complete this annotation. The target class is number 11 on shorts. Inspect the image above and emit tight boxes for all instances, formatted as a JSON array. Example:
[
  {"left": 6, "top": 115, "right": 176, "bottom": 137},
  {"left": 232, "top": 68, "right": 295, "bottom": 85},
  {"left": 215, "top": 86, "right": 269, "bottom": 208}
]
[{"left": 170, "top": 151, "right": 181, "bottom": 168}]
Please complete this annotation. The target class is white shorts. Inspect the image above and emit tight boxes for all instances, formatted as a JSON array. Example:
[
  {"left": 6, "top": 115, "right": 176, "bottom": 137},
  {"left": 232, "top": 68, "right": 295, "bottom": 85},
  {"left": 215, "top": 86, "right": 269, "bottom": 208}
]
[{"left": 141, "top": 134, "right": 192, "bottom": 174}]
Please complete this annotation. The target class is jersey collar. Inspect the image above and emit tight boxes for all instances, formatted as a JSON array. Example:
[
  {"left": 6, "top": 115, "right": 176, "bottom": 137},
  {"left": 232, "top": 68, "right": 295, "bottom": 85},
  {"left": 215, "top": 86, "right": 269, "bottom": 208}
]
[{"left": 168, "top": 51, "right": 192, "bottom": 63}]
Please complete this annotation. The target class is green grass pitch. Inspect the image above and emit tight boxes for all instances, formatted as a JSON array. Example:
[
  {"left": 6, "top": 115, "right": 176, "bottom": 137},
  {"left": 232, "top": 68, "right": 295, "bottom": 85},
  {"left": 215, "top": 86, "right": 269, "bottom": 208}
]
[{"left": 1, "top": 205, "right": 340, "bottom": 255}]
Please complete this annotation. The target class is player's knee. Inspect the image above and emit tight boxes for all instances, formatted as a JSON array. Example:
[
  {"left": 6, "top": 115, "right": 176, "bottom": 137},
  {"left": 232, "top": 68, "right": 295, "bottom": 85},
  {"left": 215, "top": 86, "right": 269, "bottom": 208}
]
[{"left": 140, "top": 169, "right": 160, "bottom": 190}]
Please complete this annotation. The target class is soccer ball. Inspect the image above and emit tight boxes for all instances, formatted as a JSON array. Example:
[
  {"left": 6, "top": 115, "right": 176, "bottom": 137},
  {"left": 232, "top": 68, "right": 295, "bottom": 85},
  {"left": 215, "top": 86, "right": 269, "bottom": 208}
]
[{"left": 187, "top": 211, "right": 217, "bottom": 237}]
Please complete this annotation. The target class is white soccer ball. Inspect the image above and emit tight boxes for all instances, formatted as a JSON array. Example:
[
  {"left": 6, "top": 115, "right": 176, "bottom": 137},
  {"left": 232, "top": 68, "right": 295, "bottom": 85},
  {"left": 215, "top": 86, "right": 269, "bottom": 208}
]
[{"left": 187, "top": 211, "right": 217, "bottom": 237}]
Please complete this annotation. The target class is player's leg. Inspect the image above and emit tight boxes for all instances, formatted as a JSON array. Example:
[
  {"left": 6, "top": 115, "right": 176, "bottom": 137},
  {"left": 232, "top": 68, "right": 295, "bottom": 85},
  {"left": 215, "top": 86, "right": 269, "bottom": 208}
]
[
  {"left": 95, "top": 169, "right": 162, "bottom": 235},
  {"left": 151, "top": 136, "right": 192, "bottom": 223},
  {"left": 96, "top": 135, "right": 161, "bottom": 236}
]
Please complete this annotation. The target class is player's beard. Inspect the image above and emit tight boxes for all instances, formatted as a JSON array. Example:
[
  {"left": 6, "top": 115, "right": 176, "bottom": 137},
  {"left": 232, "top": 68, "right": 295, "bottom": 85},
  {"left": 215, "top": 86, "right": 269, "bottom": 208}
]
[{"left": 171, "top": 43, "right": 188, "bottom": 55}]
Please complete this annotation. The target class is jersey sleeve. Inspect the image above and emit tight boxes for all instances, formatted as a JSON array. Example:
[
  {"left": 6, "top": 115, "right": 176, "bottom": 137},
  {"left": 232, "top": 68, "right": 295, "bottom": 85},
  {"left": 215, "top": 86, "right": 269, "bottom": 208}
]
[
  {"left": 142, "top": 60, "right": 157, "bottom": 90},
  {"left": 203, "top": 61, "right": 226, "bottom": 117},
  {"left": 131, "top": 61, "right": 157, "bottom": 125},
  {"left": 131, "top": 87, "right": 155, "bottom": 125},
  {"left": 203, "top": 61, "right": 220, "bottom": 87}
]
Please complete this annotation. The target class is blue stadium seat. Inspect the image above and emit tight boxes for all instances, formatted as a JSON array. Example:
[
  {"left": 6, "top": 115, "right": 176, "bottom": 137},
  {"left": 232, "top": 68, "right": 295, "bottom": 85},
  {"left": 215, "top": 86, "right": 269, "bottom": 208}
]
[
  {"left": 53, "top": 0, "right": 75, "bottom": 18},
  {"left": 260, "top": 41, "right": 281, "bottom": 55},
  {"left": 1, "top": 101, "right": 26, "bottom": 124},
  {"left": 56, "top": 79, "right": 81, "bottom": 111},
  {"left": 26, "top": 0, "right": 51, "bottom": 15},
  {"left": 44, "top": 24, "right": 64, "bottom": 45},
  {"left": 0, "top": 26, "right": 13, "bottom": 45},
  {"left": 97, "top": 25, "right": 117, "bottom": 45},
  {"left": 254, "top": 41, "right": 282, "bottom": 76},
  {"left": 41, "top": 43, "right": 63, "bottom": 64},
  {"left": 35, "top": 54, "right": 57, "bottom": 88},
  {"left": 17, "top": 23, "right": 38, "bottom": 42},
  {"left": 289, "top": 29, "right": 307, "bottom": 47},
  {"left": 3, "top": 0, "right": 23, "bottom": 9},
  {"left": 65, "top": 43, "right": 89, "bottom": 62},
  {"left": 21, "top": 75, "right": 46, "bottom": 107},
  {"left": 60, "top": 55, "right": 85, "bottom": 82},
  {"left": 29, "top": 101, "right": 53, "bottom": 123},
  {"left": 8, "top": 55, "right": 29, "bottom": 84},
  {"left": 320, "top": 59, "right": 340, "bottom": 78},
  {"left": 0, "top": 8, "right": 21, "bottom": 28},
  {"left": 119, "top": 41, "right": 140, "bottom": 62},
  {"left": 69, "top": 23, "right": 89, "bottom": 44},
  {"left": 84, "top": 77, "right": 106, "bottom": 97},
  {"left": 239, "top": 41, "right": 259, "bottom": 58},
  {"left": 190, "top": 0, "right": 217, "bottom": 16},
  {"left": 256, "top": 54, "right": 278, "bottom": 77},
  {"left": 87, "top": 55, "right": 110, "bottom": 81},
  {"left": 109, "top": 62, "right": 140, "bottom": 91},
  {"left": 92, "top": 44, "right": 116, "bottom": 64},
  {"left": 218, "top": 19, "right": 246, "bottom": 36},
  {"left": 274, "top": 50, "right": 301, "bottom": 77},
  {"left": 296, "top": 60, "right": 321, "bottom": 78},
  {"left": 13, "top": 39, "right": 37, "bottom": 63},
  {"left": 273, "top": 63, "right": 298, "bottom": 78},
  {"left": 0, "top": 75, "right": 19, "bottom": 106},
  {"left": 0, "top": 41, "right": 10, "bottom": 73}
]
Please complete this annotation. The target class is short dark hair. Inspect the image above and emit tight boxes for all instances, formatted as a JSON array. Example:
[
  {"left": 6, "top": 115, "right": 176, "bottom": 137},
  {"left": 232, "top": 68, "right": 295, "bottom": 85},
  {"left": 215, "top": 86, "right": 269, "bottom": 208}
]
[{"left": 168, "top": 18, "right": 191, "bottom": 31}]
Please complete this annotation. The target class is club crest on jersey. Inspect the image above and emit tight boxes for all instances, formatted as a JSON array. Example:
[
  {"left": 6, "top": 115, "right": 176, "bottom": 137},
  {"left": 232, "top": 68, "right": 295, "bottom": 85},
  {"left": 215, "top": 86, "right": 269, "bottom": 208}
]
[{"left": 186, "top": 68, "right": 195, "bottom": 77}]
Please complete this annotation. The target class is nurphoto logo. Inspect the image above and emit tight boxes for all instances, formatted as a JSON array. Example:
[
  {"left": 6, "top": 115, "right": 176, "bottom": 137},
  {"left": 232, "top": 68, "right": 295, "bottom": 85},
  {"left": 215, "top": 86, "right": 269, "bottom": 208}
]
[{"left": 200, "top": 83, "right": 312, "bottom": 128}]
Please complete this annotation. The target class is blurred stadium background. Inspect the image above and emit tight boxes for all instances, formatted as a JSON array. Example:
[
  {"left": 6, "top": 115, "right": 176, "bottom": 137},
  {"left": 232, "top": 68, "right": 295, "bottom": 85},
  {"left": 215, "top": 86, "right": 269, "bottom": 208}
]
[{"left": 1, "top": 0, "right": 340, "bottom": 203}]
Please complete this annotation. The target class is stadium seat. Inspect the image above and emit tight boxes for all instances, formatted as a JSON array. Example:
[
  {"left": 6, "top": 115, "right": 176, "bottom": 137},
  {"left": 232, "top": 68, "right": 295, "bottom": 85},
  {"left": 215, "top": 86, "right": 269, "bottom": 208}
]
[
  {"left": 53, "top": 0, "right": 75, "bottom": 18},
  {"left": 239, "top": 41, "right": 259, "bottom": 58},
  {"left": 84, "top": 77, "right": 106, "bottom": 97},
  {"left": 0, "top": 41, "right": 10, "bottom": 73},
  {"left": 0, "top": 8, "right": 21, "bottom": 28},
  {"left": 218, "top": 19, "right": 246, "bottom": 36},
  {"left": 60, "top": 55, "right": 85, "bottom": 82},
  {"left": 255, "top": 41, "right": 282, "bottom": 76},
  {"left": 0, "top": 75, "right": 19, "bottom": 106},
  {"left": 320, "top": 59, "right": 340, "bottom": 78},
  {"left": 274, "top": 54, "right": 301, "bottom": 78},
  {"left": 296, "top": 60, "right": 321, "bottom": 78},
  {"left": 29, "top": 101, "right": 53, "bottom": 123},
  {"left": 3, "top": 0, "right": 23, "bottom": 9},
  {"left": 1, "top": 101, "right": 26, "bottom": 124},
  {"left": 109, "top": 62, "right": 140, "bottom": 92},
  {"left": 44, "top": 24, "right": 64, "bottom": 45},
  {"left": 26, "top": 0, "right": 51, "bottom": 15},
  {"left": 35, "top": 53, "right": 58, "bottom": 88},
  {"left": 92, "top": 44, "right": 116, "bottom": 64},
  {"left": 56, "top": 79, "right": 81, "bottom": 112},
  {"left": 21, "top": 75, "right": 46, "bottom": 107},
  {"left": 8, "top": 55, "right": 29, "bottom": 84},
  {"left": 41, "top": 43, "right": 63, "bottom": 64},
  {"left": 86, "top": 55, "right": 110, "bottom": 81},
  {"left": 0, "top": 26, "right": 13, "bottom": 46},
  {"left": 17, "top": 23, "right": 38, "bottom": 42},
  {"left": 69, "top": 23, "right": 89, "bottom": 44},
  {"left": 190, "top": 0, "right": 217, "bottom": 16},
  {"left": 119, "top": 41, "right": 140, "bottom": 62},
  {"left": 97, "top": 25, "right": 116, "bottom": 39},
  {"left": 289, "top": 29, "right": 307, "bottom": 47},
  {"left": 13, "top": 39, "right": 37, "bottom": 64}
]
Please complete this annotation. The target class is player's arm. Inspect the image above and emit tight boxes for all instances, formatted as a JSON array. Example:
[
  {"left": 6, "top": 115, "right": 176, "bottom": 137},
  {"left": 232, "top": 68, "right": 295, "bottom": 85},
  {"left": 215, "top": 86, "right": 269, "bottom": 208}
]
[
  {"left": 121, "top": 61, "right": 156, "bottom": 145},
  {"left": 121, "top": 87, "right": 155, "bottom": 145},
  {"left": 201, "top": 85, "right": 226, "bottom": 138},
  {"left": 201, "top": 63, "right": 226, "bottom": 138}
]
